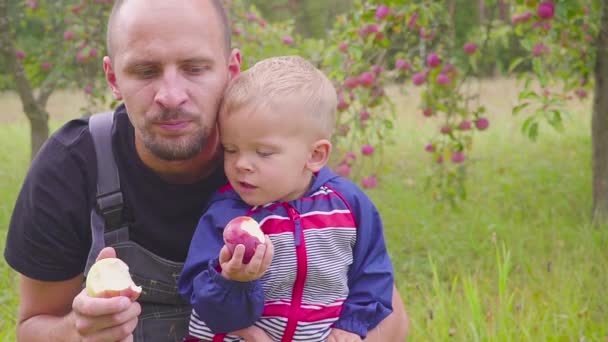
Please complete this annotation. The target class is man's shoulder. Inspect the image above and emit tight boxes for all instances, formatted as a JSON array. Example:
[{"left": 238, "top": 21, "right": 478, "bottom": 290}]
[
  {"left": 28, "top": 116, "right": 95, "bottom": 176},
  {"left": 42, "top": 108, "right": 128, "bottom": 162},
  {"left": 50, "top": 116, "right": 91, "bottom": 147}
]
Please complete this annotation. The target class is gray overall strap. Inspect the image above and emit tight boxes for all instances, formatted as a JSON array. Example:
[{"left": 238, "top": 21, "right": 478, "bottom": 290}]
[{"left": 84, "top": 111, "right": 130, "bottom": 275}]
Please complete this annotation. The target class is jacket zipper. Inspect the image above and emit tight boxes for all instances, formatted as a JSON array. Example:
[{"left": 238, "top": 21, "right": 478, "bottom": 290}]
[{"left": 282, "top": 204, "right": 307, "bottom": 342}]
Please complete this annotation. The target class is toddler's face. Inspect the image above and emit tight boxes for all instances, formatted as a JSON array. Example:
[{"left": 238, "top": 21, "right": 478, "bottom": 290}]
[{"left": 219, "top": 105, "right": 316, "bottom": 206}]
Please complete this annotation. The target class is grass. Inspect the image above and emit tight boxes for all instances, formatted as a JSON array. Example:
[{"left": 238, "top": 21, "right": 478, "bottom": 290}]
[{"left": 1, "top": 80, "right": 607, "bottom": 341}]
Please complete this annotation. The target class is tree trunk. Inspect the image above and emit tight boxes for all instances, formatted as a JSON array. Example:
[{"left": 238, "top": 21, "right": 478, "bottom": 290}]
[
  {"left": 592, "top": 0, "right": 608, "bottom": 224},
  {"left": 29, "top": 110, "right": 50, "bottom": 160},
  {"left": 0, "top": 0, "right": 50, "bottom": 160}
]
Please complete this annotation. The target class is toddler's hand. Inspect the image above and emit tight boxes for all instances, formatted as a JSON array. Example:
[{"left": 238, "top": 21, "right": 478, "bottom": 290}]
[
  {"left": 220, "top": 235, "right": 273, "bottom": 282},
  {"left": 327, "top": 328, "right": 363, "bottom": 342},
  {"left": 231, "top": 325, "right": 273, "bottom": 341}
]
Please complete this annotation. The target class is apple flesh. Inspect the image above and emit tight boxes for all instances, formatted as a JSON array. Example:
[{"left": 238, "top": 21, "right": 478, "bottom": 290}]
[
  {"left": 86, "top": 258, "right": 142, "bottom": 301},
  {"left": 223, "top": 216, "right": 265, "bottom": 264}
]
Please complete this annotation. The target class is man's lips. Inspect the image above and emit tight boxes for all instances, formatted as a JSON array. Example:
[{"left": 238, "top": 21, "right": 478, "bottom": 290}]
[{"left": 156, "top": 120, "right": 191, "bottom": 132}]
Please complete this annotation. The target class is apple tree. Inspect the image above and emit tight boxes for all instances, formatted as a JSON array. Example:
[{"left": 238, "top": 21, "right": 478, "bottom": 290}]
[{"left": 0, "top": 0, "right": 112, "bottom": 160}]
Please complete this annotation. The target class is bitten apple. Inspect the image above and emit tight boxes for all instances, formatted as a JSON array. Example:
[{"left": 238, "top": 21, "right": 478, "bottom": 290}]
[
  {"left": 223, "top": 216, "right": 265, "bottom": 264},
  {"left": 86, "top": 258, "right": 142, "bottom": 301}
]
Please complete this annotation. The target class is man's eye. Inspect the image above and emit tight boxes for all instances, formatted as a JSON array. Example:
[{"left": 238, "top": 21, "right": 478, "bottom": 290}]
[
  {"left": 130, "top": 67, "right": 157, "bottom": 79},
  {"left": 186, "top": 65, "right": 208, "bottom": 74}
]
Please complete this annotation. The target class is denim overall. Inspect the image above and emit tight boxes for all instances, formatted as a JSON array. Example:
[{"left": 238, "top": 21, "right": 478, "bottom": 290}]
[{"left": 84, "top": 112, "right": 191, "bottom": 341}]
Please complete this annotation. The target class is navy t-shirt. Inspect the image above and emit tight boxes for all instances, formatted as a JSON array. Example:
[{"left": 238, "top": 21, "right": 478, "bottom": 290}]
[{"left": 3, "top": 105, "right": 226, "bottom": 281}]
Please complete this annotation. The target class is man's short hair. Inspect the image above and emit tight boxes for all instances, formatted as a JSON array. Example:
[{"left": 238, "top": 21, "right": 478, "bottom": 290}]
[
  {"left": 106, "top": 0, "right": 231, "bottom": 57},
  {"left": 220, "top": 56, "right": 338, "bottom": 139}
]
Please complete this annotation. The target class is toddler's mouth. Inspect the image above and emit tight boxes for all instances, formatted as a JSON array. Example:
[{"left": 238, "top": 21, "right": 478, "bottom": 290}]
[{"left": 239, "top": 181, "right": 257, "bottom": 189}]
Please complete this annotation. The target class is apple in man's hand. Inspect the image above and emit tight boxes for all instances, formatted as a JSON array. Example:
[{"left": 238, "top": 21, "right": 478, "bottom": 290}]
[
  {"left": 223, "top": 216, "right": 265, "bottom": 264},
  {"left": 86, "top": 257, "right": 142, "bottom": 301}
]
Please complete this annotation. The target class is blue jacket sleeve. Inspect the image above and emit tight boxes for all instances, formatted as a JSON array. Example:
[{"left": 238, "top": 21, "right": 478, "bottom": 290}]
[
  {"left": 177, "top": 199, "right": 265, "bottom": 333},
  {"left": 330, "top": 182, "right": 395, "bottom": 338}
]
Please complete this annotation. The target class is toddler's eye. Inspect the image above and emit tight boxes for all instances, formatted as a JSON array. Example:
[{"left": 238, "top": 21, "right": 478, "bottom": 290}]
[
  {"left": 222, "top": 146, "right": 237, "bottom": 154},
  {"left": 256, "top": 151, "right": 274, "bottom": 157}
]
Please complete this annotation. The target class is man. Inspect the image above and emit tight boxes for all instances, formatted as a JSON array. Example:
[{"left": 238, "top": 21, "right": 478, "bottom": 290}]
[{"left": 3, "top": 0, "right": 409, "bottom": 341}]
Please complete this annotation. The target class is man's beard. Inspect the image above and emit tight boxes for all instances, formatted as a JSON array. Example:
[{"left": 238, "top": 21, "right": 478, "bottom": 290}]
[{"left": 141, "top": 109, "right": 210, "bottom": 161}]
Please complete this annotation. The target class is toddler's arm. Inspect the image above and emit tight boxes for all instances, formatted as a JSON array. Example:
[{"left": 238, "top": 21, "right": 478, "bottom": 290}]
[
  {"left": 331, "top": 186, "right": 395, "bottom": 339},
  {"left": 178, "top": 208, "right": 268, "bottom": 334}
]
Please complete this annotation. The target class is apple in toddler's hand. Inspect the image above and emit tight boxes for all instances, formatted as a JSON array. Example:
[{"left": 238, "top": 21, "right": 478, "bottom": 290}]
[
  {"left": 86, "top": 258, "right": 142, "bottom": 301},
  {"left": 223, "top": 216, "right": 265, "bottom": 264}
]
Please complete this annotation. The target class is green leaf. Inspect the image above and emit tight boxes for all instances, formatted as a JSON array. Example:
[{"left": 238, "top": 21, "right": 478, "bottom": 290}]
[
  {"left": 512, "top": 102, "right": 529, "bottom": 116},
  {"left": 528, "top": 122, "right": 539, "bottom": 141},
  {"left": 521, "top": 116, "right": 536, "bottom": 136},
  {"left": 518, "top": 90, "right": 539, "bottom": 101},
  {"left": 508, "top": 57, "right": 526, "bottom": 74},
  {"left": 383, "top": 119, "right": 394, "bottom": 129}
]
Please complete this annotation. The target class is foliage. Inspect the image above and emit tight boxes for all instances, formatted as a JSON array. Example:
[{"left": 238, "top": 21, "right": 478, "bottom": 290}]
[
  {"left": 7, "top": 0, "right": 113, "bottom": 113},
  {"left": 509, "top": 0, "right": 599, "bottom": 140},
  {"left": 2, "top": 0, "right": 601, "bottom": 200}
]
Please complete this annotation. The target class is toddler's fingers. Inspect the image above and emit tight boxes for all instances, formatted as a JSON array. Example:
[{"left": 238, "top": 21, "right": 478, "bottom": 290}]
[{"left": 219, "top": 245, "right": 232, "bottom": 264}]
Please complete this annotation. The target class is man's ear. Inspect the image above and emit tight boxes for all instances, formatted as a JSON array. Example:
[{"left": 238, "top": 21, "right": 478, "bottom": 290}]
[
  {"left": 306, "top": 139, "right": 332, "bottom": 173},
  {"left": 103, "top": 56, "right": 122, "bottom": 100},
  {"left": 228, "top": 48, "right": 242, "bottom": 81}
]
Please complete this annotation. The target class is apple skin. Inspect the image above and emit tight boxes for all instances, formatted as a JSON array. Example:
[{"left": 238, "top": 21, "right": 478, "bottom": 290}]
[
  {"left": 86, "top": 258, "right": 142, "bottom": 301},
  {"left": 223, "top": 216, "right": 265, "bottom": 264}
]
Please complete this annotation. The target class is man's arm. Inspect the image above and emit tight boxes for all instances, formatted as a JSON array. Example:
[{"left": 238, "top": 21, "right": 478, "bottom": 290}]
[
  {"left": 364, "top": 286, "right": 409, "bottom": 342},
  {"left": 16, "top": 275, "right": 83, "bottom": 341},
  {"left": 16, "top": 248, "right": 141, "bottom": 342}
]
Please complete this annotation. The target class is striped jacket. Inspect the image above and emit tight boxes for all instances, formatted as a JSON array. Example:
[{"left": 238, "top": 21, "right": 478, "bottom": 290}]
[{"left": 178, "top": 167, "right": 394, "bottom": 341}]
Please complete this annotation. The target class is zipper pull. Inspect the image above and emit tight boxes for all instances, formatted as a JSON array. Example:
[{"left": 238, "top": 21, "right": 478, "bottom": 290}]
[{"left": 287, "top": 206, "right": 302, "bottom": 247}]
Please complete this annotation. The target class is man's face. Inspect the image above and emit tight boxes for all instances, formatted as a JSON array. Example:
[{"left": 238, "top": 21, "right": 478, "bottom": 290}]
[{"left": 104, "top": 0, "right": 240, "bottom": 161}]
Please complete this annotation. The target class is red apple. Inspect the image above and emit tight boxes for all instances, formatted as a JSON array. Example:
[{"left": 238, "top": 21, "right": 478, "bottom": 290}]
[
  {"left": 338, "top": 41, "right": 349, "bottom": 53},
  {"left": 463, "top": 42, "right": 477, "bottom": 55},
  {"left": 223, "top": 216, "right": 265, "bottom": 264},
  {"left": 375, "top": 5, "right": 390, "bottom": 20},
  {"left": 282, "top": 35, "right": 294, "bottom": 46},
  {"left": 427, "top": 52, "right": 441, "bottom": 68},
  {"left": 86, "top": 258, "right": 142, "bottom": 301},
  {"left": 361, "top": 144, "right": 375, "bottom": 156},
  {"left": 537, "top": 1, "right": 555, "bottom": 20},
  {"left": 412, "top": 72, "right": 426, "bottom": 86}
]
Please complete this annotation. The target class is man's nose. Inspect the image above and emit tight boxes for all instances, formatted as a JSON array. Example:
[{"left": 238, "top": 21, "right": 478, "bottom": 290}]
[{"left": 154, "top": 68, "right": 188, "bottom": 110}]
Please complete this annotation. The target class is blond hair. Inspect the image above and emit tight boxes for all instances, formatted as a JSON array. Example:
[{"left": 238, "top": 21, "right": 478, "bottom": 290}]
[{"left": 220, "top": 56, "right": 337, "bottom": 138}]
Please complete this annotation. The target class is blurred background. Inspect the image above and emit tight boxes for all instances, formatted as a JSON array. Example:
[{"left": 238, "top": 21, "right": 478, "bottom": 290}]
[{"left": 1, "top": 0, "right": 606, "bottom": 341}]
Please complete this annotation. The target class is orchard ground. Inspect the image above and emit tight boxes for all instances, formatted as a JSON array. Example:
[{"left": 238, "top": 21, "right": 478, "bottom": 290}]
[{"left": 1, "top": 79, "right": 607, "bottom": 341}]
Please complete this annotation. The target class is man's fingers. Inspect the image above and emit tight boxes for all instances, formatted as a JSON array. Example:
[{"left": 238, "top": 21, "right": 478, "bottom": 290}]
[
  {"left": 95, "top": 247, "right": 117, "bottom": 262},
  {"left": 118, "top": 335, "right": 134, "bottom": 342},
  {"left": 86, "top": 317, "right": 138, "bottom": 342},
  {"left": 73, "top": 290, "right": 131, "bottom": 317},
  {"left": 74, "top": 294, "right": 140, "bottom": 334}
]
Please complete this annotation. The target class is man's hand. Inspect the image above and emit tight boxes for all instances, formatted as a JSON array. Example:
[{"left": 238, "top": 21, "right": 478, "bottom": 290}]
[
  {"left": 220, "top": 235, "right": 274, "bottom": 282},
  {"left": 231, "top": 325, "right": 273, "bottom": 342},
  {"left": 327, "top": 328, "right": 363, "bottom": 342},
  {"left": 72, "top": 247, "right": 141, "bottom": 341}
]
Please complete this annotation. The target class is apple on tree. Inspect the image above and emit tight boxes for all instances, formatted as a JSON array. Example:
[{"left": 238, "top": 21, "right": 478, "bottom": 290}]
[
  {"left": 86, "top": 258, "right": 142, "bottom": 301},
  {"left": 223, "top": 216, "right": 265, "bottom": 264}
]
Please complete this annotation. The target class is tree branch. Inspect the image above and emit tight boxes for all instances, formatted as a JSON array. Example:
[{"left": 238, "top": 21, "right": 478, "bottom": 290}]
[{"left": 0, "top": 0, "right": 47, "bottom": 123}]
